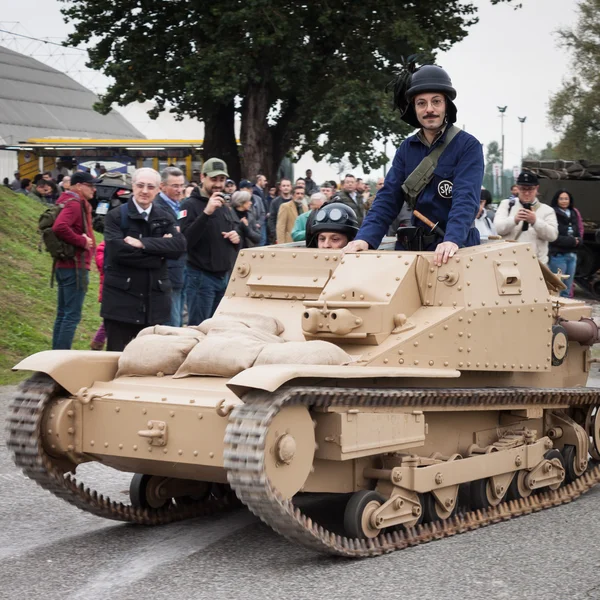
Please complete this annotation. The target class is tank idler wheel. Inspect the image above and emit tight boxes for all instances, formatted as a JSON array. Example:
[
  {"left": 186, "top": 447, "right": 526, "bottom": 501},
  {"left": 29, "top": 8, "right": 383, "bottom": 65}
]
[
  {"left": 344, "top": 490, "right": 386, "bottom": 539},
  {"left": 421, "top": 492, "right": 458, "bottom": 523},
  {"left": 585, "top": 406, "right": 600, "bottom": 462},
  {"left": 130, "top": 474, "right": 172, "bottom": 509},
  {"left": 470, "top": 477, "right": 508, "bottom": 510},
  {"left": 506, "top": 471, "right": 532, "bottom": 501}
]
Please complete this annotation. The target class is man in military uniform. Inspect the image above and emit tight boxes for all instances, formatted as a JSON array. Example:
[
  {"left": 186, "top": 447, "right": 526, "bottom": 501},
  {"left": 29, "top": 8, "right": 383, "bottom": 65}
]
[{"left": 345, "top": 64, "right": 484, "bottom": 266}]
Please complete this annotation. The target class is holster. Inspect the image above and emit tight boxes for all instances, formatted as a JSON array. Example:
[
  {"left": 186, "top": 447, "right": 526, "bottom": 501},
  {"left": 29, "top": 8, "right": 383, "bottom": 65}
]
[{"left": 396, "top": 226, "right": 438, "bottom": 251}]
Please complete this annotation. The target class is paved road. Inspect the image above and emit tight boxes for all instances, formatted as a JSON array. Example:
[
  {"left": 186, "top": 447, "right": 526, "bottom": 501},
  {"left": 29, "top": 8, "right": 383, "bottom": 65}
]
[{"left": 1, "top": 372, "right": 600, "bottom": 600}]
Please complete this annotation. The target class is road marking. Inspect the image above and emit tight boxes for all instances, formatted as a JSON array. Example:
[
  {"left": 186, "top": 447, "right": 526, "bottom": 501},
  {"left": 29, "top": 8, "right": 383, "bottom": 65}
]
[{"left": 72, "top": 512, "right": 257, "bottom": 600}]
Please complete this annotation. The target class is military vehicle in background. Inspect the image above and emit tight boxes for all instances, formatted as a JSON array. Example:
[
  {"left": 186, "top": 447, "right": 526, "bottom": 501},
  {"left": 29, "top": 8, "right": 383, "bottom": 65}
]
[
  {"left": 7, "top": 241, "right": 600, "bottom": 557},
  {"left": 523, "top": 159, "right": 600, "bottom": 298},
  {"left": 89, "top": 171, "right": 132, "bottom": 233}
]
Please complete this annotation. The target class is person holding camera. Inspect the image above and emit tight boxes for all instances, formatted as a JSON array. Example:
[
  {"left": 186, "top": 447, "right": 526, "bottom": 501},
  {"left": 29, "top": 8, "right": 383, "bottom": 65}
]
[
  {"left": 494, "top": 171, "right": 558, "bottom": 265},
  {"left": 178, "top": 158, "right": 241, "bottom": 325}
]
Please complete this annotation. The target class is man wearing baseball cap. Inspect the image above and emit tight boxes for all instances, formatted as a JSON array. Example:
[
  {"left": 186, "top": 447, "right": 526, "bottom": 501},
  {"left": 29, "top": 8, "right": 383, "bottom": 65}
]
[
  {"left": 50, "top": 171, "right": 99, "bottom": 349},
  {"left": 179, "top": 158, "right": 241, "bottom": 324},
  {"left": 495, "top": 171, "right": 558, "bottom": 264}
]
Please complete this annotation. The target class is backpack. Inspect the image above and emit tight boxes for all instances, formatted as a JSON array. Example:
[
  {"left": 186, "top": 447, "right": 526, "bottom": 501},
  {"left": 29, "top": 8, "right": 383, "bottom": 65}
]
[{"left": 38, "top": 193, "right": 85, "bottom": 261}]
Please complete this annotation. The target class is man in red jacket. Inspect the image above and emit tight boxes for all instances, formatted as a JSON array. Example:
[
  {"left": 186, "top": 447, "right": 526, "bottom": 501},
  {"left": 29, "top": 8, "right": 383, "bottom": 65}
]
[{"left": 51, "top": 171, "right": 98, "bottom": 349}]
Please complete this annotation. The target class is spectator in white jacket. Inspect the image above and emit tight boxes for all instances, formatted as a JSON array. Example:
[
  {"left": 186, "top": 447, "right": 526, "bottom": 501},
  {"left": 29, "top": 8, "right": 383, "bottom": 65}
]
[{"left": 494, "top": 171, "right": 558, "bottom": 264}]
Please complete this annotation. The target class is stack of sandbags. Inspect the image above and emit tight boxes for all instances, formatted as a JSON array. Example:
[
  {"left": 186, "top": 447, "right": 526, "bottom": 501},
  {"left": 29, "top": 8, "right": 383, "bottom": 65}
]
[
  {"left": 174, "top": 328, "right": 283, "bottom": 378},
  {"left": 192, "top": 312, "right": 285, "bottom": 336},
  {"left": 117, "top": 331, "right": 204, "bottom": 377},
  {"left": 255, "top": 340, "right": 352, "bottom": 366}
]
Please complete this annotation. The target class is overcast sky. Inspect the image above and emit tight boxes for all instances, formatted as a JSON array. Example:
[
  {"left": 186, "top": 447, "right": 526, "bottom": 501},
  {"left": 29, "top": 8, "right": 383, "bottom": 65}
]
[{"left": 0, "top": 0, "right": 580, "bottom": 180}]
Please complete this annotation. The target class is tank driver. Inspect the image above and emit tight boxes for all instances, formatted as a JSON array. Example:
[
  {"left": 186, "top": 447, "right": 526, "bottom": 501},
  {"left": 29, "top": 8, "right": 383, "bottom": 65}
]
[
  {"left": 306, "top": 202, "right": 359, "bottom": 249},
  {"left": 345, "top": 63, "right": 484, "bottom": 266}
]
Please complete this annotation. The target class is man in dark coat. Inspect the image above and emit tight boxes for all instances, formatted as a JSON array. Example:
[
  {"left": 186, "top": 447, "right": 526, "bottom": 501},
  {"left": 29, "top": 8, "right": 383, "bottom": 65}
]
[
  {"left": 155, "top": 166, "right": 187, "bottom": 326},
  {"left": 179, "top": 158, "right": 241, "bottom": 325},
  {"left": 101, "top": 167, "right": 187, "bottom": 351}
]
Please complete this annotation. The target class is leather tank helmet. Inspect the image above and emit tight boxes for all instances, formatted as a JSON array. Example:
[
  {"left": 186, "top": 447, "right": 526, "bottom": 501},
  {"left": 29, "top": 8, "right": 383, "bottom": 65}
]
[
  {"left": 306, "top": 202, "right": 359, "bottom": 248},
  {"left": 389, "top": 61, "right": 457, "bottom": 129}
]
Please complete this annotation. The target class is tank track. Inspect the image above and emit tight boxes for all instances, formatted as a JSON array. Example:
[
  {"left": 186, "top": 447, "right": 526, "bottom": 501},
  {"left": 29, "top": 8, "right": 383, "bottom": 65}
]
[
  {"left": 224, "top": 385, "right": 600, "bottom": 557},
  {"left": 6, "top": 373, "right": 238, "bottom": 525}
]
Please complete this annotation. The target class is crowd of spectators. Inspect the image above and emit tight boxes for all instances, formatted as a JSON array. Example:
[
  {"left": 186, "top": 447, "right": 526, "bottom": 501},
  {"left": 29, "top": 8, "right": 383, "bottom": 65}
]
[{"left": 2, "top": 160, "right": 588, "bottom": 352}]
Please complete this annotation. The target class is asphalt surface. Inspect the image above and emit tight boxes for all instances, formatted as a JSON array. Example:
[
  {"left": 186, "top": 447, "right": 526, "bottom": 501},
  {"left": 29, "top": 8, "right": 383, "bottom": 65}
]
[{"left": 1, "top": 371, "right": 600, "bottom": 600}]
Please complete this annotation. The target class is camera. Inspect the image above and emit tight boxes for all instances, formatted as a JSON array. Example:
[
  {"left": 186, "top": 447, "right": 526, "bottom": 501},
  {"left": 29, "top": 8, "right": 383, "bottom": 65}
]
[
  {"left": 215, "top": 192, "right": 232, "bottom": 203},
  {"left": 521, "top": 202, "right": 531, "bottom": 231}
]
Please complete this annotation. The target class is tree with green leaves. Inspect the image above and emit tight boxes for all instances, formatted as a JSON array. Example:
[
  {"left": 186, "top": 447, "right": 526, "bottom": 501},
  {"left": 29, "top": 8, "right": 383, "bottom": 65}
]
[
  {"left": 485, "top": 141, "right": 502, "bottom": 175},
  {"left": 523, "top": 142, "right": 557, "bottom": 162},
  {"left": 60, "top": 0, "right": 514, "bottom": 183},
  {"left": 548, "top": 0, "right": 600, "bottom": 161}
]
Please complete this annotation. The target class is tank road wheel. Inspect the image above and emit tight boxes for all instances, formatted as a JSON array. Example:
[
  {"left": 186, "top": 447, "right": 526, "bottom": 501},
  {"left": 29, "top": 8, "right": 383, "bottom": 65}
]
[
  {"left": 175, "top": 482, "right": 213, "bottom": 505},
  {"left": 542, "top": 449, "right": 566, "bottom": 491},
  {"left": 561, "top": 445, "right": 582, "bottom": 484},
  {"left": 470, "top": 477, "right": 509, "bottom": 510},
  {"left": 129, "top": 474, "right": 172, "bottom": 509},
  {"left": 344, "top": 490, "right": 386, "bottom": 539},
  {"left": 421, "top": 492, "right": 458, "bottom": 523},
  {"left": 506, "top": 471, "right": 532, "bottom": 501},
  {"left": 585, "top": 406, "right": 600, "bottom": 462},
  {"left": 263, "top": 405, "right": 315, "bottom": 500}
]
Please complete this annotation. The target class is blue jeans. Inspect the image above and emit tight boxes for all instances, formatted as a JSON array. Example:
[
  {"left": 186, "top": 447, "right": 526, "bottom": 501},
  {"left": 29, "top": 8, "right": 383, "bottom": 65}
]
[
  {"left": 185, "top": 267, "right": 228, "bottom": 326},
  {"left": 52, "top": 268, "right": 89, "bottom": 349},
  {"left": 549, "top": 253, "right": 577, "bottom": 298},
  {"left": 166, "top": 287, "right": 185, "bottom": 327}
]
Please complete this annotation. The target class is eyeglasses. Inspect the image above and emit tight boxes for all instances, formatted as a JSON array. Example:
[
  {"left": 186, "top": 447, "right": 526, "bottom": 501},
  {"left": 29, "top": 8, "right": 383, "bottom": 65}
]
[
  {"left": 415, "top": 98, "right": 445, "bottom": 110},
  {"left": 134, "top": 183, "right": 158, "bottom": 191},
  {"left": 166, "top": 184, "right": 186, "bottom": 189},
  {"left": 518, "top": 186, "right": 536, "bottom": 192},
  {"left": 81, "top": 183, "right": 96, "bottom": 189}
]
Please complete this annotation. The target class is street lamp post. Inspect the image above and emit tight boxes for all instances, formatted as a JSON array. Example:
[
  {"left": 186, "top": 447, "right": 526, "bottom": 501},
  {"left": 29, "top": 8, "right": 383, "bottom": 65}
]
[
  {"left": 498, "top": 106, "right": 507, "bottom": 197},
  {"left": 518, "top": 116, "right": 527, "bottom": 164}
]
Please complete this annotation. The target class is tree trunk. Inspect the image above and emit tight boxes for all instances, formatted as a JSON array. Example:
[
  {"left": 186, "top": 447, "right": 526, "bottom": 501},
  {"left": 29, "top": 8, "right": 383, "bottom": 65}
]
[
  {"left": 202, "top": 101, "right": 241, "bottom": 183},
  {"left": 240, "top": 82, "right": 274, "bottom": 183}
]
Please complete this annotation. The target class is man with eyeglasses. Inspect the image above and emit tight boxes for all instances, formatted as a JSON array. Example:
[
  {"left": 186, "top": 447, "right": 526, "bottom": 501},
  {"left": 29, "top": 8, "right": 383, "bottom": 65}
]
[
  {"left": 155, "top": 166, "right": 187, "bottom": 326},
  {"left": 495, "top": 171, "right": 558, "bottom": 264},
  {"left": 51, "top": 171, "right": 98, "bottom": 349},
  {"left": 345, "top": 64, "right": 483, "bottom": 266},
  {"left": 101, "top": 167, "right": 187, "bottom": 350},
  {"left": 178, "top": 158, "right": 241, "bottom": 325}
]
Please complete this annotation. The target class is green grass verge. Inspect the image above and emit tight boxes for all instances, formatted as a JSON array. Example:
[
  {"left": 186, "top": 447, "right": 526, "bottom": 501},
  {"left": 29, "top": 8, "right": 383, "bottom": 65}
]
[{"left": 0, "top": 187, "right": 103, "bottom": 384}]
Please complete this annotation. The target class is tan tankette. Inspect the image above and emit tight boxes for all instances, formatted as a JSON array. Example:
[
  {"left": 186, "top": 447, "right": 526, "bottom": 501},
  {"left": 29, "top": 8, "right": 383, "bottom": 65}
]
[{"left": 7, "top": 240, "right": 600, "bottom": 557}]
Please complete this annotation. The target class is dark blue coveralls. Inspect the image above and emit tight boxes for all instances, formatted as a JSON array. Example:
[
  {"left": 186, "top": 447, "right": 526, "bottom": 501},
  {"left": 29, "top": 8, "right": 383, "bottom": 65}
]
[{"left": 356, "top": 127, "right": 484, "bottom": 250}]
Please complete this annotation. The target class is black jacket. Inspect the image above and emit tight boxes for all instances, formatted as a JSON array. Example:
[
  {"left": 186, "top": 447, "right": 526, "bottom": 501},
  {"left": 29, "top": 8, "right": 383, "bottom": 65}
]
[
  {"left": 101, "top": 200, "right": 186, "bottom": 326},
  {"left": 154, "top": 195, "right": 187, "bottom": 289},
  {"left": 231, "top": 208, "right": 261, "bottom": 248},
  {"left": 549, "top": 207, "right": 581, "bottom": 254},
  {"left": 179, "top": 188, "right": 241, "bottom": 275}
]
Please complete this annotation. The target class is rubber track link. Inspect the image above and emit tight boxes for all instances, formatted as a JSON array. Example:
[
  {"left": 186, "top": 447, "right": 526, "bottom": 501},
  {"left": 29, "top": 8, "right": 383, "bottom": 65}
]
[
  {"left": 6, "top": 373, "right": 238, "bottom": 525},
  {"left": 224, "top": 385, "right": 600, "bottom": 557}
]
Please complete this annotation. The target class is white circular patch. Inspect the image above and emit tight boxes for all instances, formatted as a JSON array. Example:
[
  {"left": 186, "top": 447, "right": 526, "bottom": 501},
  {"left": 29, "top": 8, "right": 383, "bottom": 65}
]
[{"left": 438, "top": 180, "right": 453, "bottom": 199}]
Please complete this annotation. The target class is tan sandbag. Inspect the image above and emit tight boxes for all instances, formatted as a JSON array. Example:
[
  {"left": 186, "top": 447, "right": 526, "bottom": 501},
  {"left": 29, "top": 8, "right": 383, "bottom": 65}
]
[
  {"left": 255, "top": 340, "right": 352, "bottom": 366},
  {"left": 173, "top": 328, "right": 282, "bottom": 378},
  {"left": 195, "top": 312, "right": 285, "bottom": 336},
  {"left": 137, "top": 325, "right": 202, "bottom": 337},
  {"left": 117, "top": 334, "right": 200, "bottom": 377}
]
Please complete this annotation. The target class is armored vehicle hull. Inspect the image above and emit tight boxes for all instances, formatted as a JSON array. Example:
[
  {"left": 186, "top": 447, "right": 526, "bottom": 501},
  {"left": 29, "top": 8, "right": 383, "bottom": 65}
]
[{"left": 7, "top": 241, "right": 600, "bottom": 557}]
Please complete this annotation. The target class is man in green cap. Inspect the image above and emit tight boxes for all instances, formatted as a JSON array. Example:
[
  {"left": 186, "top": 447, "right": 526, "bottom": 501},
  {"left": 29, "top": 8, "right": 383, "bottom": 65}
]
[{"left": 179, "top": 158, "right": 241, "bottom": 324}]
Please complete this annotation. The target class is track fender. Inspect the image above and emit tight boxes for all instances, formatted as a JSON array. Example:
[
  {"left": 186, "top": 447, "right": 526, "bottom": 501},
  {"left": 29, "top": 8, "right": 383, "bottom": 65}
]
[
  {"left": 13, "top": 350, "right": 120, "bottom": 394},
  {"left": 227, "top": 364, "right": 460, "bottom": 397}
]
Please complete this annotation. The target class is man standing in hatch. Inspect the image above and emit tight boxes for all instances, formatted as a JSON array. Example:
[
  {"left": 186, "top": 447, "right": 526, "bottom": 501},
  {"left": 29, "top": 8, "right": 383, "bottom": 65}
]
[{"left": 345, "top": 63, "right": 484, "bottom": 266}]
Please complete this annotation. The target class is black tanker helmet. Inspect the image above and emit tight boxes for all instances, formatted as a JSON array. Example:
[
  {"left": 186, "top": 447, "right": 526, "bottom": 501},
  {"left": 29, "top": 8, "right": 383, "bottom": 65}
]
[
  {"left": 306, "top": 202, "right": 359, "bottom": 248},
  {"left": 389, "top": 61, "right": 457, "bottom": 129}
]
